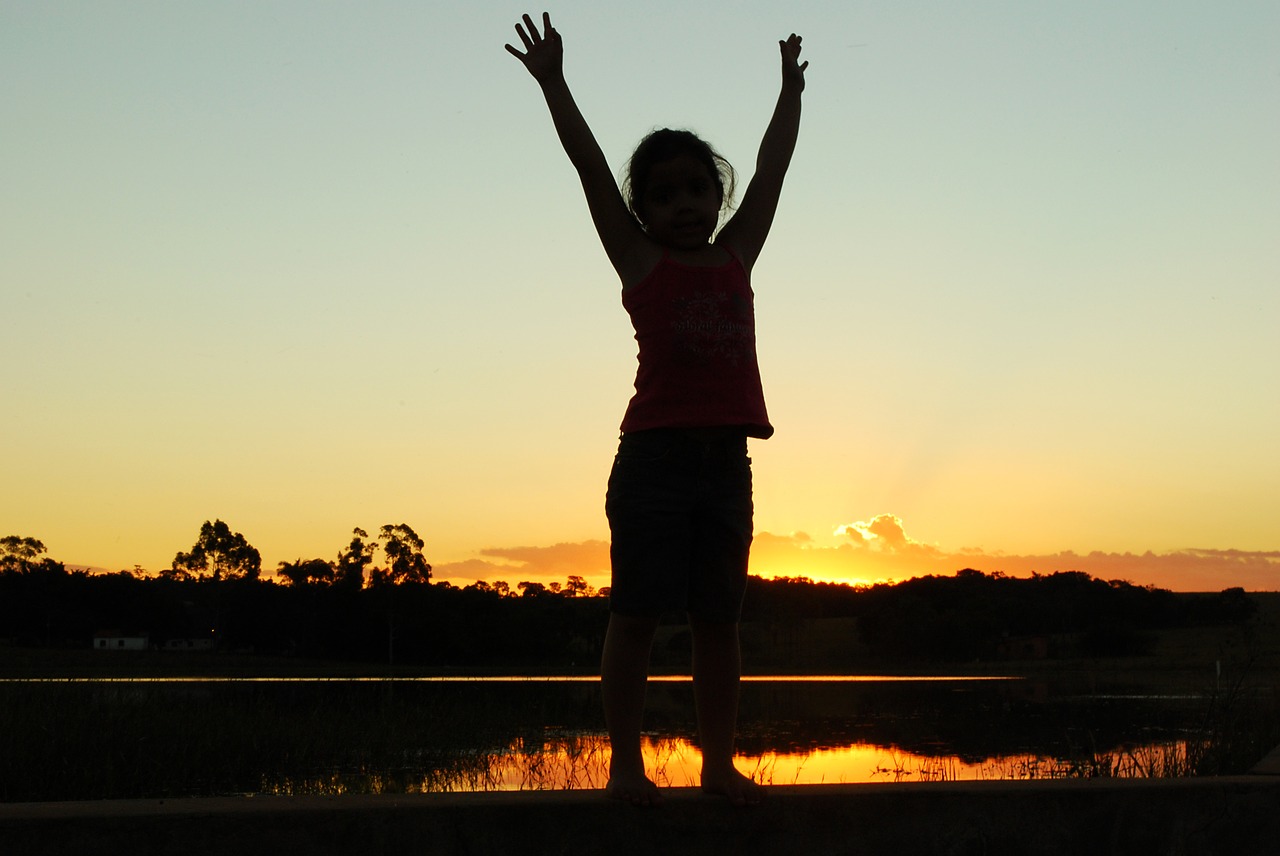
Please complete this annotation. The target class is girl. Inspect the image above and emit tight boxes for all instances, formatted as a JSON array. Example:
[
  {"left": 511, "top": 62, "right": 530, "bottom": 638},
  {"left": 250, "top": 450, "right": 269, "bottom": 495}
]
[{"left": 506, "top": 12, "right": 806, "bottom": 807}]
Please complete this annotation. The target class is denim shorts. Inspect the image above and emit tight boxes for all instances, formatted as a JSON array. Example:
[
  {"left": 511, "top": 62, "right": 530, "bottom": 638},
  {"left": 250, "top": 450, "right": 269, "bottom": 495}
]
[{"left": 604, "top": 428, "right": 754, "bottom": 622}]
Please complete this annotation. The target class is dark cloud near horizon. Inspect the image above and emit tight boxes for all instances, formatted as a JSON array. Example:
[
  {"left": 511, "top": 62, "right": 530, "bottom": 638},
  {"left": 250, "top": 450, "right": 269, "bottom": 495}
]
[
  {"left": 756, "top": 527, "right": 1280, "bottom": 591},
  {"left": 438, "top": 536, "right": 1277, "bottom": 594},
  {"left": 434, "top": 540, "right": 610, "bottom": 583},
  {"left": 431, "top": 515, "right": 1278, "bottom": 592}
]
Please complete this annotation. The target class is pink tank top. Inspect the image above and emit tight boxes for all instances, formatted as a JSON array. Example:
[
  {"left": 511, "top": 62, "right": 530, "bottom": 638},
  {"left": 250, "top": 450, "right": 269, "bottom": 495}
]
[{"left": 619, "top": 249, "right": 773, "bottom": 439}]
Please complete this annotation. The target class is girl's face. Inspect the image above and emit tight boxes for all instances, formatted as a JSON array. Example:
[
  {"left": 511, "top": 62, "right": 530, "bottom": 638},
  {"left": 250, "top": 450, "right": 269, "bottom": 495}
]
[{"left": 639, "top": 154, "right": 723, "bottom": 249}]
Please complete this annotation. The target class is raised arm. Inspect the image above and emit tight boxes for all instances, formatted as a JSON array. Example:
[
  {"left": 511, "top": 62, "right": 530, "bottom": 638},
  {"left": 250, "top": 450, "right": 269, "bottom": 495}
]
[
  {"left": 506, "top": 13, "right": 650, "bottom": 280},
  {"left": 718, "top": 34, "right": 808, "bottom": 272}
]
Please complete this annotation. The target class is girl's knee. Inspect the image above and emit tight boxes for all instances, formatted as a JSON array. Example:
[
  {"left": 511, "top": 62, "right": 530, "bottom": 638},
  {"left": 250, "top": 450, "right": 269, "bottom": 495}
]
[
  {"left": 688, "top": 614, "right": 740, "bottom": 641},
  {"left": 606, "top": 612, "right": 661, "bottom": 643}
]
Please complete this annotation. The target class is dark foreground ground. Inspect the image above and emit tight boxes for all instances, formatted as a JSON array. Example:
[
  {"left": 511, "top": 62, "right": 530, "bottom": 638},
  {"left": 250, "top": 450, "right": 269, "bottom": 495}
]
[
  {"left": 3, "top": 757, "right": 1279, "bottom": 856},
  {"left": 3, "top": 595, "right": 1278, "bottom": 853}
]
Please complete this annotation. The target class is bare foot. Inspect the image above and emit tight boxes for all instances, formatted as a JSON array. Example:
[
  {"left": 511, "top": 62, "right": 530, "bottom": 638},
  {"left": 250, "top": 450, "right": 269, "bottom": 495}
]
[
  {"left": 701, "top": 767, "right": 764, "bottom": 807},
  {"left": 605, "top": 771, "right": 664, "bottom": 807}
]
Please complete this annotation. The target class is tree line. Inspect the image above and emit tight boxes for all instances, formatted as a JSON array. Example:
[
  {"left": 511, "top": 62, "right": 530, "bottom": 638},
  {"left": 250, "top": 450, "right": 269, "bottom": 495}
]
[
  {"left": 1, "top": 528, "right": 1259, "bottom": 669},
  {"left": 155, "top": 520, "right": 433, "bottom": 589},
  {"left": 743, "top": 569, "right": 1257, "bottom": 663}
]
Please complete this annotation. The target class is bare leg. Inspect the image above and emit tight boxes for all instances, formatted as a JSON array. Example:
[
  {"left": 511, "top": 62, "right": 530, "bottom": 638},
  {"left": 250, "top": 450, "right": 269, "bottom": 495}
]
[
  {"left": 690, "top": 614, "right": 763, "bottom": 806},
  {"left": 601, "top": 612, "right": 662, "bottom": 806}
]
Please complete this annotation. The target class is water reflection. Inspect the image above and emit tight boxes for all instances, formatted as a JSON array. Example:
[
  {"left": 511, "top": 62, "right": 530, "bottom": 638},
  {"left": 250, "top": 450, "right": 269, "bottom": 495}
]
[
  {"left": 0, "top": 674, "right": 1017, "bottom": 683},
  {"left": 3, "top": 675, "right": 1224, "bottom": 800},
  {"left": 483, "top": 733, "right": 1198, "bottom": 789},
  {"left": 256, "top": 731, "right": 1197, "bottom": 797},
  {"left": 250, "top": 674, "right": 1208, "bottom": 794}
]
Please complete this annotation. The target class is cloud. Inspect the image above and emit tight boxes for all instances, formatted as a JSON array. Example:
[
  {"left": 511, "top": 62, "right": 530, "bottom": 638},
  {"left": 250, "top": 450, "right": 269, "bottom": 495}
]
[
  {"left": 429, "top": 557, "right": 510, "bottom": 583},
  {"left": 434, "top": 540, "right": 611, "bottom": 588},
  {"left": 750, "top": 527, "right": 943, "bottom": 585},
  {"left": 750, "top": 523, "right": 1280, "bottom": 592},
  {"left": 432, "top": 521, "right": 1279, "bottom": 593},
  {"left": 479, "top": 540, "right": 611, "bottom": 575},
  {"left": 987, "top": 548, "right": 1280, "bottom": 592},
  {"left": 834, "top": 514, "right": 943, "bottom": 558}
]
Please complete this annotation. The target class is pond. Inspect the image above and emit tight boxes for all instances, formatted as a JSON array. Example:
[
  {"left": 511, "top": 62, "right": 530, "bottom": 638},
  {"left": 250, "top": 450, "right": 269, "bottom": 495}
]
[{"left": 0, "top": 674, "right": 1251, "bottom": 801}]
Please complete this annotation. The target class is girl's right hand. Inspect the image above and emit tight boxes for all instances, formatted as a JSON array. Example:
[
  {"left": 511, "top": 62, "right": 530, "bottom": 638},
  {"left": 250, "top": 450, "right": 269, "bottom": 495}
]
[
  {"left": 505, "top": 12, "right": 563, "bottom": 82},
  {"left": 779, "top": 33, "right": 808, "bottom": 91}
]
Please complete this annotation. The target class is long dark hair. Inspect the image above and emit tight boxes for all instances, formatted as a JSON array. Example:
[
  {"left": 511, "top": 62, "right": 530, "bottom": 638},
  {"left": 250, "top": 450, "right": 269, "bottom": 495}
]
[{"left": 622, "top": 128, "right": 737, "bottom": 226}]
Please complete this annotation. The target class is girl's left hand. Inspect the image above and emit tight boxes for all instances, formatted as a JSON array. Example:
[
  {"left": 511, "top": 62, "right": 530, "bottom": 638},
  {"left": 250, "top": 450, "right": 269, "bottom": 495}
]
[{"left": 779, "top": 34, "right": 808, "bottom": 90}]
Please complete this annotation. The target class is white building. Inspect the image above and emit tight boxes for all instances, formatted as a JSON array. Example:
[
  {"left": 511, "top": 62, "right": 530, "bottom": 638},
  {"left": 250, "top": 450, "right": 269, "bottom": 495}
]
[{"left": 93, "top": 630, "right": 150, "bottom": 651}]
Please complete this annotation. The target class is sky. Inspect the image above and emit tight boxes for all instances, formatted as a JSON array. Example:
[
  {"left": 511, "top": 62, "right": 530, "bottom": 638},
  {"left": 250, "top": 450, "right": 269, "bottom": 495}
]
[{"left": 3, "top": 1, "right": 1278, "bottom": 593}]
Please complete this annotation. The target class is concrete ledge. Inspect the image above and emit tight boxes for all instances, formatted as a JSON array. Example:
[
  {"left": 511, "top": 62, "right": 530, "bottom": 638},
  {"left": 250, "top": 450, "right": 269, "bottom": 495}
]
[{"left": 3, "top": 777, "right": 1279, "bottom": 856}]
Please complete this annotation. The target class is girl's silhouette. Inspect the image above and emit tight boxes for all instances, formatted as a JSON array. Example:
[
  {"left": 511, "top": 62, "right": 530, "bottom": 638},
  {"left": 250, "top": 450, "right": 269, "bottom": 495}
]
[{"left": 506, "top": 11, "right": 807, "bottom": 807}]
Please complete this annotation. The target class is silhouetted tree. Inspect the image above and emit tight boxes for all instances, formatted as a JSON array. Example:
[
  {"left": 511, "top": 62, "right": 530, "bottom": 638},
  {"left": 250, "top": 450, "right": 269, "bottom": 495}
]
[
  {"left": 334, "top": 527, "right": 376, "bottom": 592},
  {"left": 277, "top": 558, "right": 336, "bottom": 587},
  {"left": 0, "top": 536, "right": 65, "bottom": 576},
  {"left": 518, "top": 581, "right": 548, "bottom": 598},
  {"left": 1214, "top": 587, "right": 1257, "bottom": 623},
  {"left": 369, "top": 524, "right": 431, "bottom": 587},
  {"left": 165, "top": 520, "right": 261, "bottom": 581},
  {"left": 363, "top": 524, "right": 432, "bottom": 664}
]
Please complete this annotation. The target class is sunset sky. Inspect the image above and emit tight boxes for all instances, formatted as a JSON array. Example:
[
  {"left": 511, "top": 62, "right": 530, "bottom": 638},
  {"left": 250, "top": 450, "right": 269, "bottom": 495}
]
[{"left": 4, "top": 1, "right": 1277, "bottom": 593}]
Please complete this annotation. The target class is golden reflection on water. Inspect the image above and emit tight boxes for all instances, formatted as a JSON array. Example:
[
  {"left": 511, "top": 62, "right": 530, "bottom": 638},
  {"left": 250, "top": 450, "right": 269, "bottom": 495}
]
[
  {"left": 19, "top": 675, "right": 1193, "bottom": 797},
  {"left": 259, "top": 733, "right": 1193, "bottom": 797},
  {"left": 3, "top": 674, "right": 1018, "bottom": 684},
  {"left": 480, "top": 735, "right": 993, "bottom": 789},
  {"left": 481, "top": 735, "right": 1194, "bottom": 789}
]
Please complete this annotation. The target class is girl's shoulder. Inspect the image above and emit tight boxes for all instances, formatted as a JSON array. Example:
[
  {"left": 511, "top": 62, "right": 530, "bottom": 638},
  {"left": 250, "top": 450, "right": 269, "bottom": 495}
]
[{"left": 616, "top": 240, "right": 665, "bottom": 291}]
